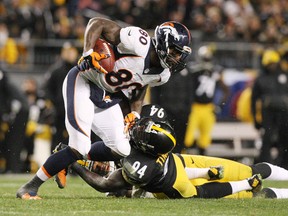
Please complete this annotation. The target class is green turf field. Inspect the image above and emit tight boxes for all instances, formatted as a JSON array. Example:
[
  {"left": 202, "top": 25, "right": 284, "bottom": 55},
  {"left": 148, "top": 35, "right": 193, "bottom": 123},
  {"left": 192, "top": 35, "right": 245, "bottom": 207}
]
[{"left": 1, "top": 174, "right": 288, "bottom": 216}]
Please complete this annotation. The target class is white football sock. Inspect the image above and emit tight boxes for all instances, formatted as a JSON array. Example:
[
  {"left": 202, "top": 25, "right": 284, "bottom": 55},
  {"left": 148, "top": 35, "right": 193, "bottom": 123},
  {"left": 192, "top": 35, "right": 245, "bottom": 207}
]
[
  {"left": 268, "top": 188, "right": 288, "bottom": 199},
  {"left": 229, "top": 179, "right": 251, "bottom": 194},
  {"left": 185, "top": 167, "right": 210, "bottom": 179},
  {"left": 36, "top": 167, "right": 50, "bottom": 181},
  {"left": 264, "top": 163, "right": 288, "bottom": 180}
]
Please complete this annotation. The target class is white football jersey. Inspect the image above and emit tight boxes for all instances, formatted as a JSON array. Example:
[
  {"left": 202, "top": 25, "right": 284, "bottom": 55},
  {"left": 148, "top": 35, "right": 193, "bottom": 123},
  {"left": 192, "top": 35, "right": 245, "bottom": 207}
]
[{"left": 80, "top": 26, "right": 171, "bottom": 98}]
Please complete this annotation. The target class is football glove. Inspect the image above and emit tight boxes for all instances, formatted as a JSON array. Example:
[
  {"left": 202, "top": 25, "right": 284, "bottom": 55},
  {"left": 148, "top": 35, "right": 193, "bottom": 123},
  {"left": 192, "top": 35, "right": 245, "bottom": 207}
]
[
  {"left": 78, "top": 49, "right": 110, "bottom": 74},
  {"left": 124, "top": 111, "right": 140, "bottom": 133}
]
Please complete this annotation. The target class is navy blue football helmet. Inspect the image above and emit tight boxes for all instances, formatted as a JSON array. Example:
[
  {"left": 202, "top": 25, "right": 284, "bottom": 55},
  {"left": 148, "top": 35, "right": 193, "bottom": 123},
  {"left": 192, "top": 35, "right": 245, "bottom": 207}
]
[
  {"left": 130, "top": 118, "right": 176, "bottom": 156},
  {"left": 153, "top": 21, "right": 192, "bottom": 73}
]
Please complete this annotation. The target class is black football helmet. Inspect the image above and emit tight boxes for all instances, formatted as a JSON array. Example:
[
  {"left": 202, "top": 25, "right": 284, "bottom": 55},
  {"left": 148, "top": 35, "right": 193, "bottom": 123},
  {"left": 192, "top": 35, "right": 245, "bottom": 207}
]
[
  {"left": 129, "top": 118, "right": 176, "bottom": 156},
  {"left": 153, "top": 21, "right": 192, "bottom": 73}
]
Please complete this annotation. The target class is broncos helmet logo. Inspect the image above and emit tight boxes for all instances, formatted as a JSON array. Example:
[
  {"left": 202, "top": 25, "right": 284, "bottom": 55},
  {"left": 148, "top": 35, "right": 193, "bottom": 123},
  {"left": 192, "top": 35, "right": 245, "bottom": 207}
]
[
  {"left": 160, "top": 23, "right": 181, "bottom": 42},
  {"left": 153, "top": 21, "right": 192, "bottom": 72}
]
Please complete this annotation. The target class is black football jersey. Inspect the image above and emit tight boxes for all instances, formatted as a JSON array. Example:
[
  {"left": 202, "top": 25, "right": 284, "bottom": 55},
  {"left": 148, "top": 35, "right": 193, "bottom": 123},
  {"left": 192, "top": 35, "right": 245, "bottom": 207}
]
[
  {"left": 188, "top": 62, "right": 223, "bottom": 104},
  {"left": 121, "top": 148, "right": 185, "bottom": 198}
]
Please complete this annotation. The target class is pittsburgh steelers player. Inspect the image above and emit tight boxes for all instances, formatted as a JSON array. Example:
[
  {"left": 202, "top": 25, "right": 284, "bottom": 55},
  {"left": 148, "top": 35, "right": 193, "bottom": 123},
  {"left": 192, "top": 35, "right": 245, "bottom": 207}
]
[
  {"left": 184, "top": 45, "right": 229, "bottom": 155},
  {"left": 72, "top": 104, "right": 288, "bottom": 199},
  {"left": 53, "top": 117, "right": 261, "bottom": 199},
  {"left": 16, "top": 17, "right": 192, "bottom": 200}
]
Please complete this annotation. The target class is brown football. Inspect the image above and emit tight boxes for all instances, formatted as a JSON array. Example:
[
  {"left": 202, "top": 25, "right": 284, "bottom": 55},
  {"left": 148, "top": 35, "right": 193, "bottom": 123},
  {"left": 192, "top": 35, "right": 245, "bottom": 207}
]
[{"left": 93, "top": 38, "right": 115, "bottom": 72}]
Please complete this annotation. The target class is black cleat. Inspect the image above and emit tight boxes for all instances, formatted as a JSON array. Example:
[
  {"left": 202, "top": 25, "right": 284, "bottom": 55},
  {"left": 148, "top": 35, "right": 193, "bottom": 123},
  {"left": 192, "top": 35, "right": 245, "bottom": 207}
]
[
  {"left": 53, "top": 142, "right": 68, "bottom": 189},
  {"left": 248, "top": 174, "right": 262, "bottom": 193},
  {"left": 208, "top": 166, "right": 224, "bottom": 180},
  {"left": 16, "top": 184, "right": 42, "bottom": 200}
]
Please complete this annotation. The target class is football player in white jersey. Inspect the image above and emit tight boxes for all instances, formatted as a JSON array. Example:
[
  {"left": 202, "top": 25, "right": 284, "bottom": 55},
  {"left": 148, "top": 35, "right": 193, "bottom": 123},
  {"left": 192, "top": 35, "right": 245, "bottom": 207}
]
[{"left": 16, "top": 17, "right": 192, "bottom": 199}]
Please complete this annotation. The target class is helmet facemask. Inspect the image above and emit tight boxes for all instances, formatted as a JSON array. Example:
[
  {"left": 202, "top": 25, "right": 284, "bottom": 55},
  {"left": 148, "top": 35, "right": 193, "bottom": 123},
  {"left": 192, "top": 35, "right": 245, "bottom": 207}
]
[
  {"left": 130, "top": 118, "right": 154, "bottom": 155},
  {"left": 130, "top": 118, "right": 176, "bottom": 156},
  {"left": 153, "top": 22, "right": 192, "bottom": 73}
]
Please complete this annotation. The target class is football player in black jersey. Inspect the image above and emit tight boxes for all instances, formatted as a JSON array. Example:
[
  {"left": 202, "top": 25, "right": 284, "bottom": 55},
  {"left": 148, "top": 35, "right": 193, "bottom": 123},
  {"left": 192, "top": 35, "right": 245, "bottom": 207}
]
[
  {"left": 184, "top": 45, "right": 229, "bottom": 155},
  {"left": 69, "top": 117, "right": 263, "bottom": 199},
  {"left": 68, "top": 104, "right": 288, "bottom": 199}
]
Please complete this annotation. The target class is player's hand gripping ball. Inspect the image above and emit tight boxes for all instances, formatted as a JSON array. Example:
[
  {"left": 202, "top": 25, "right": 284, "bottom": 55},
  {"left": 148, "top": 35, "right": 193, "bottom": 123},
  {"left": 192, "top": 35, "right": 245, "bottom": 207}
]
[{"left": 78, "top": 38, "right": 115, "bottom": 73}]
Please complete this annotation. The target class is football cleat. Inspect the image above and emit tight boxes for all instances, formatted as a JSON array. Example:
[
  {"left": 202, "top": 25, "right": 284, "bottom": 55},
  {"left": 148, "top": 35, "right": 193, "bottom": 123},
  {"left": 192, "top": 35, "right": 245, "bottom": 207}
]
[
  {"left": 208, "top": 166, "right": 224, "bottom": 180},
  {"left": 247, "top": 174, "right": 262, "bottom": 193},
  {"left": 54, "top": 168, "right": 67, "bottom": 189},
  {"left": 16, "top": 184, "right": 42, "bottom": 200},
  {"left": 105, "top": 189, "right": 130, "bottom": 198},
  {"left": 52, "top": 142, "right": 67, "bottom": 153},
  {"left": 53, "top": 142, "right": 68, "bottom": 189}
]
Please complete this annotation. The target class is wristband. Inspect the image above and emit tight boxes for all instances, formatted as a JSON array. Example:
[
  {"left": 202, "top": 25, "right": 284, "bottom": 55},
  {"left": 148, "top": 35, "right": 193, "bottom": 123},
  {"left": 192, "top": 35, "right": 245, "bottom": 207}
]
[
  {"left": 131, "top": 111, "right": 140, "bottom": 119},
  {"left": 82, "top": 49, "right": 94, "bottom": 57}
]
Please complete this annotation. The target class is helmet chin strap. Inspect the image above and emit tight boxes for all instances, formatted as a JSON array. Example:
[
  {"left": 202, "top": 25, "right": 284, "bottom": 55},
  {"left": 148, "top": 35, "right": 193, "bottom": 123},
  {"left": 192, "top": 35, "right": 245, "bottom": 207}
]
[
  {"left": 160, "top": 57, "right": 169, "bottom": 69},
  {"left": 152, "top": 37, "right": 169, "bottom": 69}
]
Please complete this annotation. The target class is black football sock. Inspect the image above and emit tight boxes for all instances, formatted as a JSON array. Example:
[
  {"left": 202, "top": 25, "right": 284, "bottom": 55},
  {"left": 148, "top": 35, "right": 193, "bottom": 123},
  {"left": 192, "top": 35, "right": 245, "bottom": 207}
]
[
  {"left": 196, "top": 182, "right": 232, "bottom": 198},
  {"left": 251, "top": 163, "right": 271, "bottom": 178},
  {"left": 88, "top": 141, "right": 123, "bottom": 161},
  {"left": 257, "top": 188, "right": 277, "bottom": 198},
  {"left": 17, "top": 175, "right": 44, "bottom": 196},
  {"left": 252, "top": 162, "right": 288, "bottom": 180},
  {"left": 42, "top": 146, "right": 79, "bottom": 176}
]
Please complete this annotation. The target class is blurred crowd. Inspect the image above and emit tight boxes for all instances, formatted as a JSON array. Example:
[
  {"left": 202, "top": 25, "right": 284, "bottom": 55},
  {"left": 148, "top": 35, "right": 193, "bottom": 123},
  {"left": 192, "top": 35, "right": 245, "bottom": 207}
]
[
  {"left": 0, "top": 0, "right": 288, "bottom": 44},
  {"left": 1, "top": 0, "right": 288, "bottom": 172},
  {"left": 0, "top": 42, "right": 78, "bottom": 173}
]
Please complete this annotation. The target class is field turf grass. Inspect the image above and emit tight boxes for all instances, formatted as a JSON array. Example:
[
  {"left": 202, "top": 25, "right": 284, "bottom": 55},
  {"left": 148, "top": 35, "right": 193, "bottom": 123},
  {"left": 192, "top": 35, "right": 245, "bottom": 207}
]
[{"left": 1, "top": 174, "right": 288, "bottom": 216}]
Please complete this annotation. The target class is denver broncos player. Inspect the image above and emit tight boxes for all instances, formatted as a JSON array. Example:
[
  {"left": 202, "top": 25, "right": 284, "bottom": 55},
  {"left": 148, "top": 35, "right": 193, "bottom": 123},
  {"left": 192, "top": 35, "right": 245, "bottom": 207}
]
[{"left": 16, "top": 18, "right": 192, "bottom": 200}]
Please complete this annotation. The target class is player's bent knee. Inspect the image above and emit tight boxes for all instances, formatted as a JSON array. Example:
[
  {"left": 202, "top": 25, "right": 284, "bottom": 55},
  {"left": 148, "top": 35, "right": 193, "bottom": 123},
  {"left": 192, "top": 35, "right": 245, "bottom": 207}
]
[{"left": 114, "top": 142, "right": 131, "bottom": 157}]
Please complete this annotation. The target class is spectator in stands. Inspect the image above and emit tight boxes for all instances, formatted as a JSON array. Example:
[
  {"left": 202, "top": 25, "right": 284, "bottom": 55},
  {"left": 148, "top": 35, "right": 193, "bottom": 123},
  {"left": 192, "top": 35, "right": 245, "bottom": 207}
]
[
  {"left": 0, "top": 69, "right": 29, "bottom": 173},
  {"left": 184, "top": 45, "right": 229, "bottom": 155},
  {"left": 113, "top": 0, "right": 135, "bottom": 25},
  {"left": 0, "top": 0, "right": 288, "bottom": 43},
  {"left": 0, "top": 22, "right": 19, "bottom": 65},
  {"left": 22, "top": 78, "right": 55, "bottom": 172},
  {"left": 251, "top": 49, "right": 288, "bottom": 169},
  {"left": 53, "top": 6, "right": 75, "bottom": 39},
  {"left": 101, "top": 0, "right": 118, "bottom": 19},
  {"left": 30, "top": 0, "right": 54, "bottom": 39},
  {"left": 44, "top": 42, "right": 79, "bottom": 152}
]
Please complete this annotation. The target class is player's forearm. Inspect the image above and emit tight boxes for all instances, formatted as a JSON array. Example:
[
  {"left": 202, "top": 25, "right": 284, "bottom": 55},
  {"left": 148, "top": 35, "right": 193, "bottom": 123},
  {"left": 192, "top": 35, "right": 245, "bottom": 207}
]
[
  {"left": 71, "top": 162, "right": 111, "bottom": 192},
  {"left": 129, "top": 86, "right": 148, "bottom": 114},
  {"left": 83, "top": 17, "right": 121, "bottom": 53},
  {"left": 71, "top": 163, "right": 127, "bottom": 192}
]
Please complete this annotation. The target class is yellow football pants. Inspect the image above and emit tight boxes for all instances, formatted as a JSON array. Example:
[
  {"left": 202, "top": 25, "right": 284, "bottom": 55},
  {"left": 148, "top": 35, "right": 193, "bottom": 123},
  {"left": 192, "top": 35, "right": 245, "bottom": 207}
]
[
  {"left": 182, "top": 154, "right": 253, "bottom": 198},
  {"left": 184, "top": 103, "right": 215, "bottom": 149}
]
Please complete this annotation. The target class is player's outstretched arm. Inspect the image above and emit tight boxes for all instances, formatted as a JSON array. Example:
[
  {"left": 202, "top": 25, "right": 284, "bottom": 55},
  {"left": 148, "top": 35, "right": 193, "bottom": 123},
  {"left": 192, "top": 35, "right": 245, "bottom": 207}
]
[
  {"left": 71, "top": 162, "right": 130, "bottom": 193},
  {"left": 124, "top": 86, "right": 148, "bottom": 132}
]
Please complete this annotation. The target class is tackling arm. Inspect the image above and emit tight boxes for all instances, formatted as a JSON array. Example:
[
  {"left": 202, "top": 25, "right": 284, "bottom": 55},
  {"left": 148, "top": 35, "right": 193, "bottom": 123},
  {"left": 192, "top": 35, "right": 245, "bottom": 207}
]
[
  {"left": 123, "top": 86, "right": 148, "bottom": 132},
  {"left": 129, "top": 85, "right": 148, "bottom": 114},
  {"left": 71, "top": 162, "right": 131, "bottom": 193}
]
